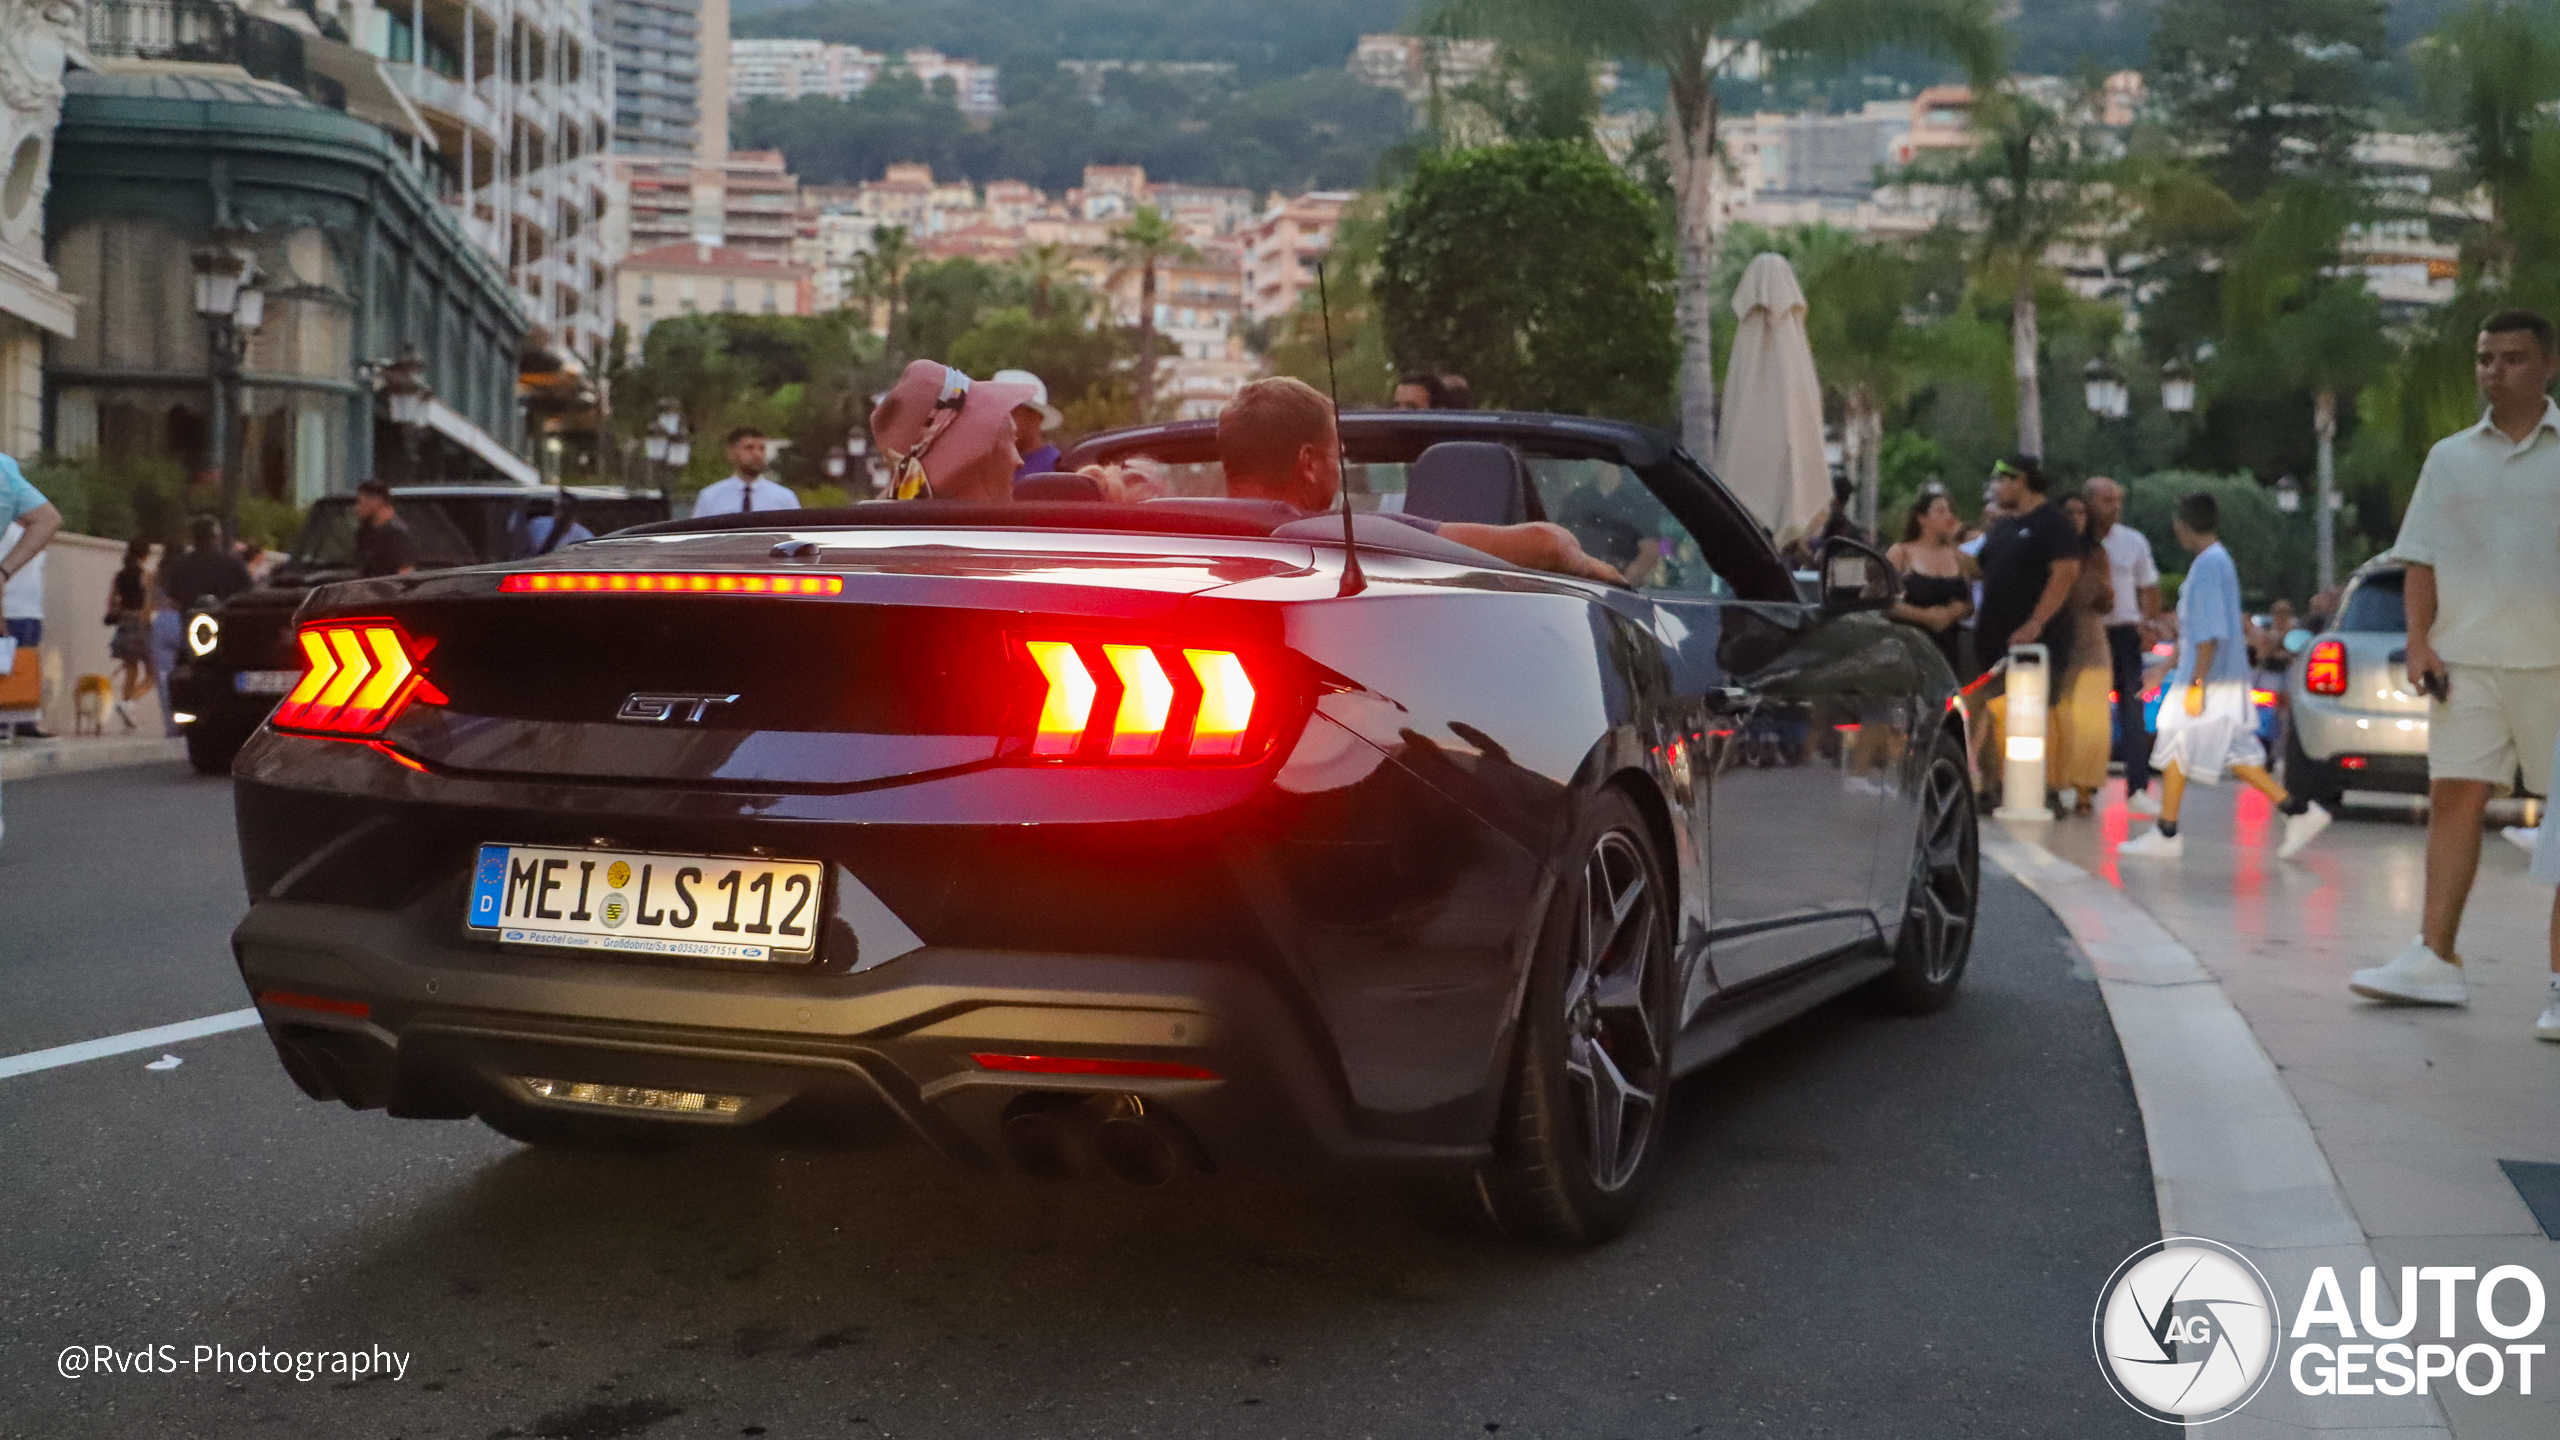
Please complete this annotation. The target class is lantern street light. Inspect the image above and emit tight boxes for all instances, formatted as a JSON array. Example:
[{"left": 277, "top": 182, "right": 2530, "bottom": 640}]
[
  {"left": 2082, "top": 357, "right": 2130, "bottom": 421},
  {"left": 644, "top": 399, "right": 690, "bottom": 495},
  {"left": 372, "top": 345, "right": 433, "bottom": 479},
  {"left": 2160, "top": 355, "right": 2197, "bottom": 415},
  {"left": 2276, "top": 474, "right": 2302, "bottom": 514},
  {"left": 191, "top": 242, "right": 267, "bottom": 536}
]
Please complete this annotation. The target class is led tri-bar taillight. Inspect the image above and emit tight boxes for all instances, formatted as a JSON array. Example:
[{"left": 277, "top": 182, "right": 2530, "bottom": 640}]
[
  {"left": 273, "top": 619, "right": 444, "bottom": 735},
  {"left": 1017, "top": 637, "right": 1262, "bottom": 763}
]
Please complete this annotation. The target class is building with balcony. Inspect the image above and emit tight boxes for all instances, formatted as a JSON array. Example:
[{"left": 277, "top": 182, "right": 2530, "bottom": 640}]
[
  {"left": 352, "top": 0, "right": 620, "bottom": 369},
  {"left": 727, "top": 41, "right": 997, "bottom": 119},
  {"left": 1241, "top": 190, "right": 1352, "bottom": 322},
  {"left": 606, "top": 148, "right": 809, "bottom": 276},
  {"left": 614, "top": 241, "right": 811, "bottom": 342},
  {"left": 602, "top": 0, "right": 725, "bottom": 159}
]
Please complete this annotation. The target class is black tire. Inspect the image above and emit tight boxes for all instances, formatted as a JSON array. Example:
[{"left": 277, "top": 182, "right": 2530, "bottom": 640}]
[
  {"left": 1474, "top": 788, "right": 1677, "bottom": 1249},
  {"left": 479, "top": 1104, "right": 685, "bottom": 1152},
  {"left": 1876, "top": 730, "right": 1980, "bottom": 1015},
  {"left": 2282, "top": 722, "right": 2344, "bottom": 812},
  {"left": 185, "top": 725, "right": 244, "bottom": 776}
]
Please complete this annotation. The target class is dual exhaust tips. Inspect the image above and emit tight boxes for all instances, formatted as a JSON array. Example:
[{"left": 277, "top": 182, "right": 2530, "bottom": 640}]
[{"left": 1001, "top": 1093, "right": 1198, "bottom": 1188}]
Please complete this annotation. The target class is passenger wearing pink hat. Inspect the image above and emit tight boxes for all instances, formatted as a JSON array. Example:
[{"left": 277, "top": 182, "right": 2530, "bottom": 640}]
[{"left": 869, "top": 360, "right": 1041, "bottom": 503}]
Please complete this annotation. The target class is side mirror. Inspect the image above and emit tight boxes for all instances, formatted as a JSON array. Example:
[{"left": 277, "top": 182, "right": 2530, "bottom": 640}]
[{"left": 1818, "top": 536, "right": 1900, "bottom": 614}]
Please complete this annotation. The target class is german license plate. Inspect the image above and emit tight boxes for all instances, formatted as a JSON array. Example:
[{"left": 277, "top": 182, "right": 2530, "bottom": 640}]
[
  {"left": 235, "top": 669, "right": 301, "bottom": 695},
  {"left": 466, "top": 844, "right": 823, "bottom": 962}
]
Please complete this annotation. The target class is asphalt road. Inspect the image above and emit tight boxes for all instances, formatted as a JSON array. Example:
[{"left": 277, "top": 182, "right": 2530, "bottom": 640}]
[{"left": 3, "top": 763, "right": 2160, "bottom": 1439}]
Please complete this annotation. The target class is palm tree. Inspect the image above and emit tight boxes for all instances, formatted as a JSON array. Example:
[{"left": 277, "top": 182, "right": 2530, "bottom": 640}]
[
  {"left": 1431, "top": 0, "right": 2004, "bottom": 456},
  {"left": 1019, "top": 242, "right": 1074, "bottom": 320},
  {"left": 1912, "top": 84, "right": 2118, "bottom": 459},
  {"left": 2418, "top": 0, "right": 2560, "bottom": 281},
  {"left": 855, "top": 225, "right": 918, "bottom": 356},
  {"left": 2215, "top": 181, "right": 2396, "bottom": 590},
  {"left": 1106, "top": 206, "right": 1198, "bottom": 421}
]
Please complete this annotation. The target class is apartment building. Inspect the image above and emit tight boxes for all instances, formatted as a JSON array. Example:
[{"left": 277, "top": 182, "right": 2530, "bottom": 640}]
[
  {"left": 602, "top": 0, "right": 728, "bottom": 159},
  {"left": 728, "top": 41, "right": 1000, "bottom": 118},
  {"left": 616, "top": 242, "right": 814, "bottom": 341},
  {"left": 1241, "top": 191, "right": 1353, "bottom": 322}
]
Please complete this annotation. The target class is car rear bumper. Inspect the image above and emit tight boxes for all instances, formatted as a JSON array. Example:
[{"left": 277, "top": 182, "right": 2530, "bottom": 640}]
[
  {"left": 2291, "top": 698, "right": 2430, "bottom": 794},
  {"left": 168, "top": 663, "right": 280, "bottom": 735},
  {"left": 232, "top": 899, "right": 1493, "bottom": 1175}
]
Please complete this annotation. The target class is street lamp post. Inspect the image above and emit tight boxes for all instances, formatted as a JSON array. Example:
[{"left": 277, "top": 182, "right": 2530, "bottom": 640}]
[
  {"left": 373, "top": 346, "right": 433, "bottom": 480},
  {"left": 192, "top": 243, "right": 266, "bottom": 536},
  {"left": 644, "top": 399, "right": 690, "bottom": 496},
  {"left": 2159, "top": 356, "right": 2197, "bottom": 416},
  {"left": 2082, "top": 357, "right": 2130, "bottom": 422}
]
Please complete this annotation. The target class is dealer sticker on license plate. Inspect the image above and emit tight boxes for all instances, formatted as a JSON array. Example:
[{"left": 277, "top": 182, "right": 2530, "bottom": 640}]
[
  {"left": 467, "top": 844, "right": 823, "bottom": 962},
  {"left": 235, "top": 669, "right": 301, "bottom": 695}
]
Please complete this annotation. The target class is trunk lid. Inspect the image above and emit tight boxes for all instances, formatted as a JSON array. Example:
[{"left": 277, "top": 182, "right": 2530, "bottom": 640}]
[{"left": 350, "top": 532, "right": 1316, "bottom": 788}]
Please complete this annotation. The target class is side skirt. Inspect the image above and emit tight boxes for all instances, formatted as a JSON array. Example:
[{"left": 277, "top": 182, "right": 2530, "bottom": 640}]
[{"left": 1670, "top": 948, "right": 1893, "bottom": 1078}]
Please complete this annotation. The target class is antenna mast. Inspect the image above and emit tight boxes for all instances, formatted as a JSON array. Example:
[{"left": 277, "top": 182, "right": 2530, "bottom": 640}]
[{"left": 1315, "top": 260, "right": 1366, "bottom": 598}]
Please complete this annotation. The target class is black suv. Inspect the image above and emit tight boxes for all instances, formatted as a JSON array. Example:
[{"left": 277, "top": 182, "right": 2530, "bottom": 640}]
[{"left": 170, "top": 485, "right": 671, "bottom": 773}]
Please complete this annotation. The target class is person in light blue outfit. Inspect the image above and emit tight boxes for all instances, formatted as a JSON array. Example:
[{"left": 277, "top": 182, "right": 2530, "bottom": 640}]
[
  {"left": 0, "top": 452, "right": 64, "bottom": 842},
  {"left": 2118, "top": 492, "right": 2332, "bottom": 860}
]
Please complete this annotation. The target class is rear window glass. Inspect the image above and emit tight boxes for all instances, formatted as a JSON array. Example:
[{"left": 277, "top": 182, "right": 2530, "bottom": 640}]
[
  {"left": 295, "top": 496, "right": 669, "bottom": 569},
  {"left": 2337, "top": 572, "right": 2405, "bottom": 633}
]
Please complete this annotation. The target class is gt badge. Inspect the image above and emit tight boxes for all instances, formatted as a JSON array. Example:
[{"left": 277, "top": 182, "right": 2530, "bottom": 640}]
[{"left": 616, "top": 692, "right": 739, "bottom": 724}]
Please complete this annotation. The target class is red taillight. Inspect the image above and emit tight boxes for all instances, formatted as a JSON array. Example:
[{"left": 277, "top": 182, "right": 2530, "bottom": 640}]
[
  {"left": 498, "top": 572, "right": 844, "bottom": 595},
  {"left": 971, "top": 1052, "right": 1220, "bottom": 1081},
  {"left": 2341, "top": 756, "right": 2369, "bottom": 770},
  {"left": 2251, "top": 688, "right": 2279, "bottom": 708},
  {"left": 273, "top": 620, "right": 443, "bottom": 735},
  {"left": 2305, "top": 639, "right": 2347, "bottom": 696},
  {"left": 1016, "top": 636, "right": 1267, "bottom": 764}
]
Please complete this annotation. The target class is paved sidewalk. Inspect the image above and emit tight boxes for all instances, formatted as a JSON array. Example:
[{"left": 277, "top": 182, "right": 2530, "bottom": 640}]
[
  {"left": 2021, "top": 785, "right": 2560, "bottom": 1439},
  {"left": 0, "top": 731, "right": 186, "bottom": 781}
]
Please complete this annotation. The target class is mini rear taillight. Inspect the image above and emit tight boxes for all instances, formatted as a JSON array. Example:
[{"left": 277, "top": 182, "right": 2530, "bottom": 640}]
[
  {"left": 2304, "top": 639, "right": 2347, "bottom": 696},
  {"left": 499, "top": 572, "right": 844, "bottom": 595},
  {"left": 1014, "top": 636, "right": 1269, "bottom": 763},
  {"left": 273, "top": 619, "right": 444, "bottom": 735}
]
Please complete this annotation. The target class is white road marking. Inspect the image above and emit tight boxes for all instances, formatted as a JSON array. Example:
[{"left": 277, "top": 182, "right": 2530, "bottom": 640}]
[{"left": 0, "top": 1009, "right": 261, "bottom": 1081}]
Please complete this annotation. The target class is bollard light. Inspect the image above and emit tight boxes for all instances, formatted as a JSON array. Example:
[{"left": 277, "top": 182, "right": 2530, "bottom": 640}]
[{"left": 1995, "top": 644, "right": 2053, "bottom": 823}]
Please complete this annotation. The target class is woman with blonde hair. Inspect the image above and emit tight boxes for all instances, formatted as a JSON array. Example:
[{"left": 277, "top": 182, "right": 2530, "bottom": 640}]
[{"left": 2047, "top": 494, "right": 2118, "bottom": 815}]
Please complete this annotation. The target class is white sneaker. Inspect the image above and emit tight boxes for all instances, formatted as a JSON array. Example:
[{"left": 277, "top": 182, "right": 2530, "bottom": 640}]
[
  {"left": 2279, "top": 803, "right": 2334, "bottom": 859},
  {"left": 2504, "top": 825, "right": 2539, "bottom": 854},
  {"left": 2538, "top": 981, "right": 2560, "bottom": 1042},
  {"left": 2126, "top": 788, "right": 2162, "bottom": 816},
  {"left": 2117, "top": 827, "right": 2183, "bottom": 859},
  {"left": 2349, "top": 940, "right": 2470, "bottom": 1006}
]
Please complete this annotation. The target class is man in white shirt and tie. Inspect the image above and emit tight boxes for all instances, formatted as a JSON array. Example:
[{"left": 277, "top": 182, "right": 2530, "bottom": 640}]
[{"left": 689, "top": 427, "right": 800, "bottom": 517}]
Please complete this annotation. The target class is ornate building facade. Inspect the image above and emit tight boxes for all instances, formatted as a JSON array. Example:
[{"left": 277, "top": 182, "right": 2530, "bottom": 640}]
[{"left": 0, "top": 1, "right": 83, "bottom": 458}]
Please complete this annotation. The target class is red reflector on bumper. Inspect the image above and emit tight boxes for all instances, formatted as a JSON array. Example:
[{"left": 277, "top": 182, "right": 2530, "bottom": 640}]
[
  {"left": 2340, "top": 756, "right": 2369, "bottom": 770},
  {"left": 499, "top": 572, "right": 844, "bottom": 595},
  {"left": 971, "top": 1053, "right": 1219, "bottom": 1081},
  {"left": 259, "top": 991, "right": 371, "bottom": 1019}
]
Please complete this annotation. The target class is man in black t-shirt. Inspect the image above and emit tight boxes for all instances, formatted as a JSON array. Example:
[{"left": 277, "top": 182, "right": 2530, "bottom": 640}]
[
  {"left": 161, "top": 515, "right": 254, "bottom": 607},
  {"left": 1973, "top": 455, "right": 2082, "bottom": 675},
  {"left": 352, "top": 479, "right": 418, "bottom": 578}
]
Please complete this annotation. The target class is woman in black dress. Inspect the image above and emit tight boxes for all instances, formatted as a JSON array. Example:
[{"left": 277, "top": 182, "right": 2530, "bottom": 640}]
[{"left": 1888, "top": 489, "right": 1976, "bottom": 681}]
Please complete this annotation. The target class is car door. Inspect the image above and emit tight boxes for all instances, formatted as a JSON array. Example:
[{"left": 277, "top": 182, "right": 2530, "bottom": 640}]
[{"left": 1531, "top": 457, "right": 1889, "bottom": 1008}]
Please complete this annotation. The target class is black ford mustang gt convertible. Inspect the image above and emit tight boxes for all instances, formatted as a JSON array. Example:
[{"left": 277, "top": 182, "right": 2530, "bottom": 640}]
[{"left": 228, "top": 410, "right": 1977, "bottom": 1246}]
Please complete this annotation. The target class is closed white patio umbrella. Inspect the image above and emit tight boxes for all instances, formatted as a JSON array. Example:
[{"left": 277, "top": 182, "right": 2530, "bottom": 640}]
[{"left": 1717, "top": 253, "right": 1829, "bottom": 540}]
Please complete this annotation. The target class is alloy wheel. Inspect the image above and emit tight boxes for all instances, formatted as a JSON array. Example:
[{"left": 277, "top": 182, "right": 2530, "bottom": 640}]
[
  {"left": 1562, "top": 830, "right": 1667, "bottom": 1193},
  {"left": 1906, "top": 756, "right": 1979, "bottom": 984}
]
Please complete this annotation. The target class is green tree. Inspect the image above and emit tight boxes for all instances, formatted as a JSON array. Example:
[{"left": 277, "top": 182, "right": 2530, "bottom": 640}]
[
  {"left": 1912, "top": 84, "right": 2120, "bottom": 460},
  {"left": 946, "top": 308, "right": 1130, "bottom": 438},
  {"left": 854, "top": 225, "right": 920, "bottom": 355},
  {"left": 2149, "top": 0, "right": 2389, "bottom": 205},
  {"left": 2418, "top": 0, "right": 2560, "bottom": 281},
  {"left": 2210, "top": 181, "right": 2397, "bottom": 589},
  {"left": 1375, "top": 141, "right": 1679, "bottom": 420},
  {"left": 1105, "top": 207, "right": 1199, "bottom": 421},
  {"left": 1430, "top": 0, "right": 2004, "bottom": 455}
]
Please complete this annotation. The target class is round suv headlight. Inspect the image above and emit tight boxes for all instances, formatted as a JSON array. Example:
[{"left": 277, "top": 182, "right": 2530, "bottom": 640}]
[{"left": 186, "top": 612, "right": 220, "bottom": 658}]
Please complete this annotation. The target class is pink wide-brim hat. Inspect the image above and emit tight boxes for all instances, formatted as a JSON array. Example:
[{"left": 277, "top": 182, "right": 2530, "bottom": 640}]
[{"left": 869, "top": 359, "right": 1039, "bottom": 492}]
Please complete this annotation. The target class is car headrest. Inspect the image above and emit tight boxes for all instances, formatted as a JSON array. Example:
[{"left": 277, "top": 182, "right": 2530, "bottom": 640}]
[
  {"left": 1404, "top": 442, "right": 1529, "bottom": 526},
  {"left": 1014, "top": 471, "right": 1105, "bottom": 502}
]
